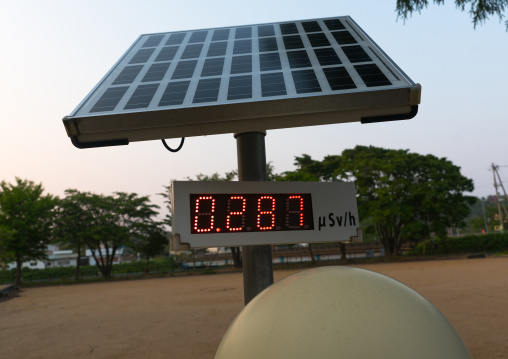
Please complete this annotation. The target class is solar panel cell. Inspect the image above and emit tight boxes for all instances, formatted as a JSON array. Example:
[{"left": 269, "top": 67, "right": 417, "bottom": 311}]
[
  {"left": 142, "top": 34, "right": 165, "bottom": 48},
  {"left": 233, "top": 40, "right": 252, "bottom": 54},
  {"left": 354, "top": 64, "right": 391, "bottom": 87},
  {"left": 172, "top": 60, "right": 198, "bottom": 79},
  {"left": 228, "top": 75, "right": 252, "bottom": 100},
  {"left": 342, "top": 45, "right": 371, "bottom": 63},
  {"left": 201, "top": 57, "right": 225, "bottom": 77},
  {"left": 112, "top": 65, "right": 143, "bottom": 85},
  {"left": 287, "top": 51, "right": 312, "bottom": 69},
  {"left": 314, "top": 48, "right": 342, "bottom": 66},
  {"left": 302, "top": 21, "right": 322, "bottom": 33},
  {"left": 155, "top": 46, "right": 179, "bottom": 62},
  {"left": 258, "top": 25, "right": 275, "bottom": 37},
  {"left": 212, "top": 29, "right": 230, "bottom": 41},
  {"left": 332, "top": 31, "right": 357, "bottom": 45},
  {"left": 207, "top": 42, "right": 228, "bottom": 57},
  {"left": 323, "top": 67, "right": 356, "bottom": 90},
  {"left": 258, "top": 37, "right": 278, "bottom": 52},
  {"left": 165, "top": 33, "right": 186, "bottom": 45},
  {"left": 235, "top": 27, "right": 252, "bottom": 39},
  {"left": 129, "top": 48, "right": 156, "bottom": 64},
  {"left": 231, "top": 55, "right": 252, "bottom": 74},
  {"left": 181, "top": 43, "right": 204, "bottom": 59},
  {"left": 124, "top": 84, "right": 159, "bottom": 109},
  {"left": 292, "top": 70, "right": 321, "bottom": 93},
  {"left": 261, "top": 72, "right": 287, "bottom": 97},
  {"left": 193, "top": 78, "right": 221, "bottom": 103},
  {"left": 260, "top": 53, "right": 282, "bottom": 71},
  {"left": 324, "top": 19, "right": 345, "bottom": 31},
  {"left": 307, "top": 33, "right": 331, "bottom": 47},
  {"left": 283, "top": 35, "right": 305, "bottom": 50},
  {"left": 142, "top": 62, "right": 171, "bottom": 82},
  {"left": 159, "top": 81, "right": 190, "bottom": 106},
  {"left": 90, "top": 87, "right": 129, "bottom": 112},
  {"left": 280, "top": 23, "right": 298, "bottom": 35},
  {"left": 189, "top": 31, "right": 208, "bottom": 43}
]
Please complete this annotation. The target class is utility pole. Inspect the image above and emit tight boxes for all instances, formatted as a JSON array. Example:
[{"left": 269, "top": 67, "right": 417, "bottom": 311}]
[
  {"left": 481, "top": 197, "right": 488, "bottom": 234},
  {"left": 492, "top": 163, "right": 508, "bottom": 231}
]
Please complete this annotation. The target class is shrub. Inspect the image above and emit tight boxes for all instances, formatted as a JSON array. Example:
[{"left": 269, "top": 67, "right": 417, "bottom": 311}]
[
  {"left": 0, "top": 256, "right": 178, "bottom": 284},
  {"left": 412, "top": 233, "right": 508, "bottom": 255}
]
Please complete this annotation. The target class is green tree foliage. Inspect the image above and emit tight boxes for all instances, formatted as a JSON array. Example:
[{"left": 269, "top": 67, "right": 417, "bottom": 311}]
[
  {"left": 129, "top": 228, "right": 168, "bottom": 273},
  {"left": 279, "top": 146, "right": 475, "bottom": 256},
  {"left": 53, "top": 189, "right": 90, "bottom": 280},
  {"left": 412, "top": 232, "right": 508, "bottom": 254},
  {"left": 395, "top": 0, "right": 508, "bottom": 29},
  {"left": 91, "top": 192, "right": 162, "bottom": 278},
  {"left": 0, "top": 178, "right": 58, "bottom": 285},
  {"left": 191, "top": 170, "right": 238, "bottom": 182},
  {"left": 0, "top": 226, "right": 15, "bottom": 270},
  {"left": 54, "top": 190, "right": 162, "bottom": 279}
]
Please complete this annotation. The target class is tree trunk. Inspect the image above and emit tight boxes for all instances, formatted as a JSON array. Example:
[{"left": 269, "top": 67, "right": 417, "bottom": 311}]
[
  {"left": 339, "top": 242, "right": 347, "bottom": 262},
  {"left": 377, "top": 224, "right": 397, "bottom": 257},
  {"left": 74, "top": 245, "right": 81, "bottom": 281},
  {"left": 104, "top": 250, "right": 115, "bottom": 279},
  {"left": 15, "top": 257, "right": 22, "bottom": 287},
  {"left": 308, "top": 244, "right": 316, "bottom": 264},
  {"left": 145, "top": 256, "right": 150, "bottom": 274},
  {"left": 88, "top": 248, "right": 110, "bottom": 278},
  {"left": 230, "top": 247, "right": 242, "bottom": 268}
]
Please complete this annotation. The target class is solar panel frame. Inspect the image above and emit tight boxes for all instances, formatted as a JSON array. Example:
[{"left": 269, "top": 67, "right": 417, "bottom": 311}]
[{"left": 64, "top": 16, "right": 421, "bottom": 148}]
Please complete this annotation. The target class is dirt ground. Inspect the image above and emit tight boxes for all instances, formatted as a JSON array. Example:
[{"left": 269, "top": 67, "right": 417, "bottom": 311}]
[{"left": 0, "top": 257, "right": 507, "bottom": 359}]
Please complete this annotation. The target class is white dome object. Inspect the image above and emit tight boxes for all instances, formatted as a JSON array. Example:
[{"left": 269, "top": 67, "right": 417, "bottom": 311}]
[{"left": 215, "top": 266, "right": 472, "bottom": 359}]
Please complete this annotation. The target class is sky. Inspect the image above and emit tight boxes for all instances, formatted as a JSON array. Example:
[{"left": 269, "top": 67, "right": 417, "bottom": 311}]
[{"left": 1, "top": 0, "right": 507, "bottom": 219}]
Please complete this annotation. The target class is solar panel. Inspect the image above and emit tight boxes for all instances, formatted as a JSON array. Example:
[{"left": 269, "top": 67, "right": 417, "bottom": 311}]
[{"left": 63, "top": 16, "right": 421, "bottom": 148}]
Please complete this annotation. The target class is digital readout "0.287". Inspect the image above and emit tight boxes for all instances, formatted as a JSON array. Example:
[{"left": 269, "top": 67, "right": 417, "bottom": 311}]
[{"left": 190, "top": 193, "right": 315, "bottom": 234}]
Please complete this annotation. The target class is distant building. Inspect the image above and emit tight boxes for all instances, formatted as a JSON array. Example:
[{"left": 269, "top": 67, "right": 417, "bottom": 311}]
[
  {"left": 85, "top": 248, "right": 124, "bottom": 266},
  {"left": 7, "top": 260, "right": 46, "bottom": 270},
  {"left": 6, "top": 245, "right": 124, "bottom": 270},
  {"left": 45, "top": 250, "right": 78, "bottom": 268}
]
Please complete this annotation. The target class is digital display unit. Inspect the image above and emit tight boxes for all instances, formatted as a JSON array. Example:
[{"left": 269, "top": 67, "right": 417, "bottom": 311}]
[
  {"left": 190, "top": 193, "right": 314, "bottom": 234},
  {"left": 171, "top": 181, "right": 362, "bottom": 250}
]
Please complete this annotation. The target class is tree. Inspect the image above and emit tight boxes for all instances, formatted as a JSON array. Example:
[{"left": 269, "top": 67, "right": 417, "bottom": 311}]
[
  {"left": 395, "top": 0, "right": 508, "bottom": 29},
  {"left": 53, "top": 189, "right": 94, "bottom": 280},
  {"left": 129, "top": 227, "right": 168, "bottom": 273},
  {"left": 56, "top": 190, "right": 161, "bottom": 278},
  {"left": 0, "top": 178, "right": 57, "bottom": 286},
  {"left": 280, "top": 146, "right": 475, "bottom": 256},
  {"left": 91, "top": 192, "right": 161, "bottom": 278},
  {"left": 0, "top": 226, "right": 15, "bottom": 270}
]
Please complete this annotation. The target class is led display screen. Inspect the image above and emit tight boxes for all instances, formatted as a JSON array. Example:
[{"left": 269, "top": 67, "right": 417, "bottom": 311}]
[{"left": 190, "top": 193, "right": 314, "bottom": 234}]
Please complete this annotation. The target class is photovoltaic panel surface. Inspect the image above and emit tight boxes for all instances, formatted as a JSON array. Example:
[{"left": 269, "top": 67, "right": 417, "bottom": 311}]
[{"left": 63, "top": 16, "right": 421, "bottom": 148}]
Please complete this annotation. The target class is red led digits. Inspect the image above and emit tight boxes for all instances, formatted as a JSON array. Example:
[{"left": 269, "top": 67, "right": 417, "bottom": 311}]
[
  {"left": 193, "top": 196, "right": 215, "bottom": 233},
  {"left": 257, "top": 196, "right": 276, "bottom": 230},
  {"left": 190, "top": 193, "right": 314, "bottom": 234},
  {"left": 286, "top": 195, "right": 304, "bottom": 228},
  {"left": 226, "top": 196, "right": 246, "bottom": 232}
]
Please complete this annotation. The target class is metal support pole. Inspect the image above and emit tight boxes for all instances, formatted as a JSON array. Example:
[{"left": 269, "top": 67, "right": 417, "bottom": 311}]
[
  {"left": 492, "top": 163, "right": 504, "bottom": 231},
  {"left": 235, "top": 131, "right": 274, "bottom": 305},
  {"left": 481, "top": 197, "right": 488, "bottom": 234}
]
